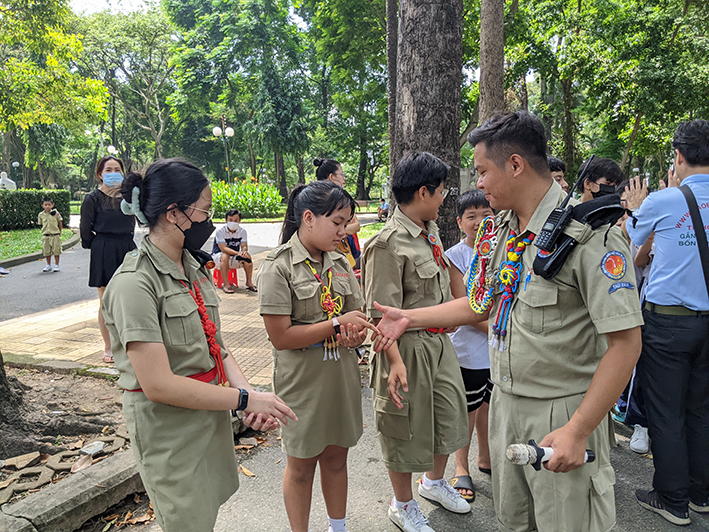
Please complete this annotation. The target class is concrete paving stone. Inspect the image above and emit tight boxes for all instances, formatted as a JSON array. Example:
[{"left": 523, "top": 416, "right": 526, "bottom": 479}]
[
  {"left": 3, "top": 450, "right": 143, "bottom": 532},
  {"left": 0, "top": 513, "right": 38, "bottom": 532},
  {"left": 86, "top": 367, "right": 120, "bottom": 377}
]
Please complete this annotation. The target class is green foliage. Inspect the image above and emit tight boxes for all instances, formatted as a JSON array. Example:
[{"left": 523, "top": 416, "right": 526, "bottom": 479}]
[
  {"left": 210, "top": 181, "right": 282, "bottom": 218},
  {"left": 0, "top": 189, "right": 70, "bottom": 230},
  {"left": 358, "top": 222, "right": 384, "bottom": 241},
  {"left": 0, "top": 227, "right": 73, "bottom": 260}
]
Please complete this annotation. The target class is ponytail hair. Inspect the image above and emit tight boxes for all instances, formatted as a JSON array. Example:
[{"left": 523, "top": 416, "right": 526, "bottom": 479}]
[
  {"left": 313, "top": 158, "right": 341, "bottom": 181},
  {"left": 280, "top": 181, "right": 356, "bottom": 244},
  {"left": 120, "top": 158, "right": 208, "bottom": 228}
]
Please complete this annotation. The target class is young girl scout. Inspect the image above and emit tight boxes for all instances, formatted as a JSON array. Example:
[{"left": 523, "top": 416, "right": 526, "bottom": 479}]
[
  {"left": 102, "top": 158, "right": 296, "bottom": 532},
  {"left": 257, "top": 181, "right": 378, "bottom": 532}
]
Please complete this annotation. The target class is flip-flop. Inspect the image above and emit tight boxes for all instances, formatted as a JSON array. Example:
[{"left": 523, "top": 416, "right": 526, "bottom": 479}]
[
  {"left": 246, "top": 286, "right": 258, "bottom": 292},
  {"left": 450, "top": 475, "right": 475, "bottom": 501},
  {"left": 103, "top": 352, "right": 114, "bottom": 364},
  {"left": 479, "top": 467, "right": 492, "bottom": 475},
  {"left": 222, "top": 286, "right": 235, "bottom": 294}
]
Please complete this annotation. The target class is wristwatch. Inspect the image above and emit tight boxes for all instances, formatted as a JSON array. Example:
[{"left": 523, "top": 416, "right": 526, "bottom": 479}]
[
  {"left": 235, "top": 388, "right": 249, "bottom": 411},
  {"left": 332, "top": 317, "right": 341, "bottom": 335}
]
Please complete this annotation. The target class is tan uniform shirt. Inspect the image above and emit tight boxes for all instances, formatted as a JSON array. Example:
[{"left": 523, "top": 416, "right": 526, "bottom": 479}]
[
  {"left": 38, "top": 211, "right": 61, "bottom": 235},
  {"left": 482, "top": 182, "right": 644, "bottom": 399},
  {"left": 362, "top": 206, "right": 452, "bottom": 317}
]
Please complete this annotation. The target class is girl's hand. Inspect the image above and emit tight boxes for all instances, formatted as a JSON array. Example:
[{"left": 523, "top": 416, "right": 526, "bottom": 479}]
[
  {"left": 242, "top": 412, "right": 280, "bottom": 432},
  {"left": 338, "top": 310, "right": 379, "bottom": 337},
  {"left": 243, "top": 391, "right": 298, "bottom": 426},
  {"left": 387, "top": 361, "right": 409, "bottom": 410},
  {"left": 337, "top": 322, "right": 368, "bottom": 348}
]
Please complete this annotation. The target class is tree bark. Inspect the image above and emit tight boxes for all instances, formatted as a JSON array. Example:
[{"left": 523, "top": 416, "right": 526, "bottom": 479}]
[
  {"left": 386, "top": 0, "right": 398, "bottom": 181},
  {"left": 620, "top": 112, "right": 644, "bottom": 172},
  {"left": 295, "top": 155, "right": 305, "bottom": 185},
  {"left": 479, "top": 0, "right": 505, "bottom": 124},
  {"left": 275, "top": 152, "right": 287, "bottom": 199},
  {"left": 393, "top": 0, "right": 463, "bottom": 250},
  {"left": 356, "top": 128, "right": 369, "bottom": 200}
]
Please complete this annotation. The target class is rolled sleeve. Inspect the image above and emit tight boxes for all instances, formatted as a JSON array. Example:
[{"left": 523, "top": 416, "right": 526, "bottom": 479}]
[
  {"left": 626, "top": 196, "right": 658, "bottom": 247},
  {"left": 257, "top": 259, "right": 293, "bottom": 315},
  {"left": 573, "top": 227, "right": 644, "bottom": 335},
  {"left": 362, "top": 245, "right": 404, "bottom": 319},
  {"left": 103, "top": 273, "right": 163, "bottom": 345}
]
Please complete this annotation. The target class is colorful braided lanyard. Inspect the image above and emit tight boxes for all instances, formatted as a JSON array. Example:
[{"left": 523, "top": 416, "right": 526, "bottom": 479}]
[
  {"left": 179, "top": 280, "right": 229, "bottom": 386},
  {"left": 489, "top": 231, "right": 535, "bottom": 352},
  {"left": 304, "top": 259, "right": 343, "bottom": 361},
  {"left": 421, "top": 233, "right": 447, "bottom": 269},
  {"left": 467, "top": 216, "right": 498, "bottom": 314}
]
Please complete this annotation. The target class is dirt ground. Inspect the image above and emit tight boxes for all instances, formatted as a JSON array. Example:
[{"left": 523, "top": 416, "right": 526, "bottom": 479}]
[{"left": 2, "top": 366, "right": 279, "bottom": 532}]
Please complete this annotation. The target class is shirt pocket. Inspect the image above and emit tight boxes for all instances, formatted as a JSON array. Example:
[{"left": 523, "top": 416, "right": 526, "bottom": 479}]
[
  {"left": 163, "top": 293, "right": 202, "bottom": 346},
  {"left": 291, "top": 279, "right": 322, "bottom": 322},
  {"left": 405, "top": 257, "right": 439, "bottom": 296},
  {"left": 515, "top": 283, "right": 562, "bottom": 333}
]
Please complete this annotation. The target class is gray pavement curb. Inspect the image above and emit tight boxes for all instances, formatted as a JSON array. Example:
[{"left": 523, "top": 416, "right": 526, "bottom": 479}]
[
  {"left": 1, "top": 450, "right": 143, "bottom": 532},
  {"left": 0, "top": 229, "right": 81, "bottom": 269}
]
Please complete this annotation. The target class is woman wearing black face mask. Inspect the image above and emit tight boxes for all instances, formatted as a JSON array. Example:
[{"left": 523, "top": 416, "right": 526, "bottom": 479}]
[{"left": 102, "top": 159, "right": 297, "bottom": 532}]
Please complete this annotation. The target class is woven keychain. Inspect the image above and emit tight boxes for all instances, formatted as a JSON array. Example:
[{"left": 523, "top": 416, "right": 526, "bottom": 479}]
[
  {"left": 304, "top": 259, "right": 343, "bottom": 361},
  {"left": 467, "top": 216, "right": 498, "bottom": 313}
]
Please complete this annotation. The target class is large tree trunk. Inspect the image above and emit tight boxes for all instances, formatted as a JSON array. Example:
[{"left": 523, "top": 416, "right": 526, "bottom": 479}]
[
  {"left": 386, "top": 0, "right": 398, "bottom": 182},
  {"left": 356, "top": 128, "right": 369, "bottom": 200},
  {"left": 561, "top": 76, "right": 575, "bottom": 173},
  {"left": 478, "top": 0, "right": 505, "bottom": 124},
  {"left": 620, "top": 112, "right": 643, "bottom": 172},
  {"left": 393, "top": 0, "right": 463, "bottom": 250},
  {"left": 275, "top": 152, "right": 287, "bottom": 199},
  {"left": 295, "top": 155, "right": 306, "bottom": 185}
]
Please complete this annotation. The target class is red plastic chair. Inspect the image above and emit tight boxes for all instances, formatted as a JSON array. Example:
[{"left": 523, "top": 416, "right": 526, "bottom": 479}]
[{"left": 213, "top": 268, "right": 239, "bottom": 288}]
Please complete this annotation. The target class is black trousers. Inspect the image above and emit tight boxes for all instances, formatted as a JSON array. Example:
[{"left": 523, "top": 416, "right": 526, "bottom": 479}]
[{"left": 637, "top": 308, "right": 709, "bottom": 511}]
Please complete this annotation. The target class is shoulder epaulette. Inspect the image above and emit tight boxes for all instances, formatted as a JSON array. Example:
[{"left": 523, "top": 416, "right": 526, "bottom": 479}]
[
  {"left": 369, "top": 224, "right": 397, "bottom": 248},
  {"left": 117, "top": 249, "right": 142, "bottom": 273},
  {"left": 265, "top": 243, "right": 291, "bottom": 261}
]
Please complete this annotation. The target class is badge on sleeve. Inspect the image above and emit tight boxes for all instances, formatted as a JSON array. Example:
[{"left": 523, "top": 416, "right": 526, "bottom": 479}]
[{"left": 600, "top": 251, "right": 627, "bottom": 280}]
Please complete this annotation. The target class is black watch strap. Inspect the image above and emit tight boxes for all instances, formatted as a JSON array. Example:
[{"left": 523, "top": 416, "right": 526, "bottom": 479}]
[{"left": 237, "top": 388, "right": 249, "bottom": 411}]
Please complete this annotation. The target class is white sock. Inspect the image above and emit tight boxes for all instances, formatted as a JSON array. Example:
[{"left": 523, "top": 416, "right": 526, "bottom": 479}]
[
  {"left": 421, "top": 473, "right": 443, "bottom": 487},
  {"left": 327, "top": 516, "right": 347, "bottom": 532},
  {"left": 392, "top": 497, "right": 414, "bottom": 509}
]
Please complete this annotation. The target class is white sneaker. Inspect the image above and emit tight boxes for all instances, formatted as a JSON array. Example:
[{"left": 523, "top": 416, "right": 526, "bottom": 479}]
[
  {"left": 630, "top": 425, "right": 650, "bottom": 454},
  {"left": 388, "top": 500, "right": 435, "bottom": 532},
  {"left": 53, "top": 265, "right": 60, "bottom": 272},
  {"left": 418, "top": 477, "right": 471, "bottom": 514},
  {"left": 42, "top": 265, "right": 52, "bottom": 272}
]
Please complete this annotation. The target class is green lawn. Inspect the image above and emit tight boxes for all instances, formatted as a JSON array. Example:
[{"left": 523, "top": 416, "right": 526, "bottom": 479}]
[
  {"left": 0, "top": 228, "right": 75, "bottom": 260},
  {"left": 358, "top": 222, "right": 384, "bottom": 240},
  {"left": 70, "top": 201, "right": 82, "bottom": 215}
]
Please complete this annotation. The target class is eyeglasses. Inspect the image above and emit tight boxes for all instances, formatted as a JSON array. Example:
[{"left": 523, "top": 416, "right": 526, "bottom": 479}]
[
  {"left": 184, "top": 205, "right": 214, "bottom": 220},
  {"left": 441, "top": 188, "right": 450, "bottom": 199}
]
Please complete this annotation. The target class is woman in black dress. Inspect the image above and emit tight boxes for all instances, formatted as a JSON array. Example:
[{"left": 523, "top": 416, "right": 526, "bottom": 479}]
[{"left": 80, "top": 156, "right": 136, "bottom": 363}]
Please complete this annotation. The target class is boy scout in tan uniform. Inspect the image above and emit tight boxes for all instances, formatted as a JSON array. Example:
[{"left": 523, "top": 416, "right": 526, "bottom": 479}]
[{"left": 371, "top": 113, "right": 644, "bottom": 532}]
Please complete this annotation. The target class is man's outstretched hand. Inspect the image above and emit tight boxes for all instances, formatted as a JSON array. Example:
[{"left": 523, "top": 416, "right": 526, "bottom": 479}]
[{"left": 371, "top": 301, "right": 410, "bottom": 352}]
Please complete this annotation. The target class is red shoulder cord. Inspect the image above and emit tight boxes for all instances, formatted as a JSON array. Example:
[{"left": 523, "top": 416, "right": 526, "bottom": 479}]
[{"left": 179, "top": 280, "right": 229, "bottom": 386}]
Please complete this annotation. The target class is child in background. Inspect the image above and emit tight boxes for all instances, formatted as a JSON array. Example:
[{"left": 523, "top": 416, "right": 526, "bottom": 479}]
[
  {"left": 444, "top": 190, "right": 494, "bottom": 501},
  {"left": 38, "top": 197, "right": 62, "bottom": 272},
  {"left": 211, "top": 209, "right": 256, "bottom": 293},
  {"left": 257, "top": 181, "right": 377, "bottom": 532}
]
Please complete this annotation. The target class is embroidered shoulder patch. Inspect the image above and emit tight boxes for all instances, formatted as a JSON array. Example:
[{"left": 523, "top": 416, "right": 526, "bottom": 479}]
[
  {"left": 609, "top": 281, "right": 635, "bottom": 294},
  {"left": 601, "top": 251, "right": 627, "bottom": 280}
]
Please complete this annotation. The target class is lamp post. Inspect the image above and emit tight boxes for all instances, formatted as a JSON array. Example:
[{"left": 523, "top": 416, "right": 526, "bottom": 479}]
[
  {"left": 11, "top": 161, "right": 20, "bottom": 183},
  {"left": 107, "top": 145, "right": 118, "bottom": 156},
  {"left": 212, "top": 115, "right": 234, "bottom": 183}
]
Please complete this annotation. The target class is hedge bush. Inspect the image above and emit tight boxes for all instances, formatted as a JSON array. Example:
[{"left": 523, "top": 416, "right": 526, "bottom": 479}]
[
  {"left": 211, "top": 181, "right": 282, "bottom": 218},
  {"left": 0, "top": 189, "right": 71, "bottom": 230}
]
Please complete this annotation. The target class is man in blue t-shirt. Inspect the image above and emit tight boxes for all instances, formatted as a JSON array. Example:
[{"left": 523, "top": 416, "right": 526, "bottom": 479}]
[
  {"left": 377, "top": 198, "right": 389, "bottom": 221},
  {"left": 626, "top": 119, "right": 709, "bottom": 525}
]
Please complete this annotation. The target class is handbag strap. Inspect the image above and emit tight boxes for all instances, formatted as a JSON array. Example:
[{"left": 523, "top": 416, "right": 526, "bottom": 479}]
[{"left": 679, "top": 184, "right": 709, "bottom": 298}]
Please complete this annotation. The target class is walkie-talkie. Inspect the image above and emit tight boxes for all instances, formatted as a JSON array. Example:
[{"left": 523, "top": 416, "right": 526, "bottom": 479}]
[{"left": 535, "top": 155, "right": 595, "bottom": 252}]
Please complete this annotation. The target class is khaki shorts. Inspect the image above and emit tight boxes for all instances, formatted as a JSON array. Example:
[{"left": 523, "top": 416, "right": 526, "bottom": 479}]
[
  {"left": 371, "top": 330, "right": 468, "bottom": 472},
  {"left": 212, "top": 252, "right": 243, "bottom": 269},
  {"left": 42, "top": 234, "right": 62, "bottom": 257},
  {"left": 489, "top": 388, "right": 616, "bottom": 532}
]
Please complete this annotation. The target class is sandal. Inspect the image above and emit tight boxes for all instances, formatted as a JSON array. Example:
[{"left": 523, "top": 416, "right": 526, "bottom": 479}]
[
  {"left": 103, "top": 350, "right": 114, "bottom": 364},
  {"left": 478, "top": 467, "right": 492, "bottom": 475},
  {"left": 450, "top": 475, "right": 475, "bottom": 501},
  {"left": 222, "top": 285, "right": 235, "bottom": 294},
  {"left": 246, "top": 285, "right": 258, "bottom": 292}
]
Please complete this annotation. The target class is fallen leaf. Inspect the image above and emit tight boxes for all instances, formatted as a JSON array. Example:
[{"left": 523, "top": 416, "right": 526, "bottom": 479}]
[
  {"left": 81, "top": 407, "right": 90, "bottom": 412},
  {"left": 95, "top": 484, "right": 106, "bottom": 488},
  {"left": 103, "top": 514, "right": 120, "bottom": 521},
  {"left": 234, "top": 445, "right": 255, "bottom": 450},
  {"left": 129, "top": 513, "right": 152, "bottom": 524},
  {"left": 71, "top": 454, "right": 93, "bottom": 473},
  {"left": 262, "top": 443, "right": 270, "bottom": 447},
  {"left": 133, "top": 493, "right": 141, "bottom": 504},
  {"left": 275, "top": 458, "right": 282, "bottom": 464},
  {"left": 101, "top": 425, "right": 110, "bottom": 433},
  {"left": 39, "top": 454, "right": 50, "bottom": 464},
  {"left": 255, "top": 437, "right": 267, "bottom": 443},
  {"left": 98, "top": 397, "right": 112, "bottom": 401},
  {"left": 239, "top": 465, "right": 256, "bottom": 477}
]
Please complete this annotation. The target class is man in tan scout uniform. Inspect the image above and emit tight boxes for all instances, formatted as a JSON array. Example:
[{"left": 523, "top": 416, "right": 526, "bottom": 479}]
[
  {"left": 372, "top": 112, "right": 643, "bottom": 532},
  {"left": 362, "top": 152, "right": 470, "bottom": 532}
]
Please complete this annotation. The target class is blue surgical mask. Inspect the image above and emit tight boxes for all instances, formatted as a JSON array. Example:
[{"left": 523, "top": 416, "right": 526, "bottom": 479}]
[{"left": 103, "top": 172, "right": 124, "bottom": 188}]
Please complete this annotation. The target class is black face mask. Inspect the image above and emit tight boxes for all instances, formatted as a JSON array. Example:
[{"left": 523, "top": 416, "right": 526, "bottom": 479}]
[
  {"left": 591, "top": 183, "right": 616, "bottom": 199},
  {"left": 178, "top": 214, "right": 215, "bottom": 251}
]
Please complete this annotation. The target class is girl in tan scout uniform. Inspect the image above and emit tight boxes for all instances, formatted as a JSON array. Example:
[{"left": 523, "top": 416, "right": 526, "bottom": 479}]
[
  {"left": 257, "top": 181, "right": 377, "bottom": 532},
  {"left": 102, "top": 159, "right": 296, "bottom": 532}
]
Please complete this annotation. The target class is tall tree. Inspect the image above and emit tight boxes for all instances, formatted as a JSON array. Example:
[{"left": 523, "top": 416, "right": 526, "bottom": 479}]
[
  {"left": 393, "top": 0, "right": 463, "bottom": 249},
  {"left": 478, "top": 0, "right": 505, "bottom": 123}
]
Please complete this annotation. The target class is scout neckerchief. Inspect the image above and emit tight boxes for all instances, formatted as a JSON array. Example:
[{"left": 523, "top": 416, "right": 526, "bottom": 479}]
[
  {"left": 421, "top": 233, "right": 447, "bottom": 269},
  {"left": 179, "top": 280, "right": 229, "bottom": 386},
  {"left": 304, "top": 259, "right": 343, "bottom": 361},
  {"left": 489, "top": 231, "right": 535, "bottom": 351},
  {"left": 467, "top": 216, "right": 498, "bottom": 313}
]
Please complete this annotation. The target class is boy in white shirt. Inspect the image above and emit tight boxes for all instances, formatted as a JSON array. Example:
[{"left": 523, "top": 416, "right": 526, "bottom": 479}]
[
  {"left": 444, "top": 190, "right": 494, "bottom": 501},
  {"left": 211, "top": 209, "right": 257, "bottom": 293}
]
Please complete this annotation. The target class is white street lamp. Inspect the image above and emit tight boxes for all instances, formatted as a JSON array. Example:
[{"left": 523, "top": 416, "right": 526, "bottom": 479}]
[
  {"left": 212, "top": 117, "right": 233, "bottom": 183},
  {"left": 212, "top": 126, "right": 223, "bottom": 137},
  {"left": 225, "top": 127, "right": 234, "bottom": 138},
  {"left": 107, "top": 145, "right": 118, "bottom": 155}
]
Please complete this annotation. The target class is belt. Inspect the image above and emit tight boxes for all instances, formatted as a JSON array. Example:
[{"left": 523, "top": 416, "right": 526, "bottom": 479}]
[
  {"left": 43, "top": 233, "right": 60, "bottom": 236},
  {"left": 644, "top": 302, "right": 709, "bottom": 317},
  {"left": 425, "top": 327, "right": 447, "bottom": 334},
  {"left": 123, "top": 366, "right": 218, "bottom": 392}
]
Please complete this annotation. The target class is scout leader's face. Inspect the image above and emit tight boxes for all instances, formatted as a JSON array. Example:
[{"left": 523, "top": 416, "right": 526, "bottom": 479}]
[
  {"left": 304, "top": 206, "right": 351, "bottom": 252},
  {"left": 474, "top": 142, "right": 518, "bottom": 211}
]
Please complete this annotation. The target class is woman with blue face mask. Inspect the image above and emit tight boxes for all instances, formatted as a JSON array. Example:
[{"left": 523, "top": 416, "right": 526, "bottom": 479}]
[{"left": 80, "top": 155, "right": 137, "bottom": 363}]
